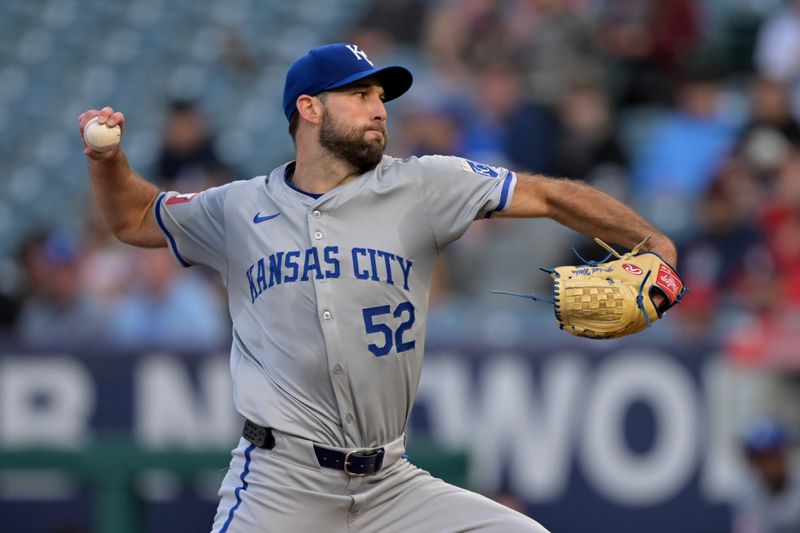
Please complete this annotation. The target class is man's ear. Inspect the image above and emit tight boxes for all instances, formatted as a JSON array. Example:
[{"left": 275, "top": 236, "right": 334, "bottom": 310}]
[{"left": 297, "top": 95, "right": 323, "bottom": 125}]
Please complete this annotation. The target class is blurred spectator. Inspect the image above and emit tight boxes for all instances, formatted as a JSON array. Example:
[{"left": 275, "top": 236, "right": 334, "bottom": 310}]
[
  {"left": 392, "top": 100, "right": 465, "bottom": 158},
  {"left": 739, "top": 76, "right": 800, "bottom": 182},
  {"left": 107, "top": 248, "right": 228, "bottom": 352},
  {"left": 552, "top": 81, "right": 628, "bottom": 195},
  {"left": 349, "top": 0, "right": 430, "bottom": 52},
  {"left": 461, "top": 64, "right": 557, "bottom": 172},
  {"left": 15, "top": 231, "right": 110, "bottom": 348},
  {"left": 155, "top": 100, "right": 236, "bottom": 192},
  {"left": 220, "top": 27, "right": 261, "bottom": 77},
  {"left": 425, "top": 0, "right": 515, "bottom": 75},
  {"left": 393, "top": 63, "right": 557, "bottom": 172},
  {"left": 79, "top": 204, "right": 136, "bottom": 304},
  {"left": 630, "top": 65, "right": 739, "bottom": 239},
  {"left": 598, "top": 0, "right": 703, "bottom": 106},
  {"left": 732, "top": 417, "right": 800, "bottom": 533},
  {"left": 425, "top": 0, "right": 599, "bottom": 92},
  {"left": 754, "top": 0, "right": 800, "bottom": 116},
  {"left": 676, "top": 153, "right": 766, "bottom": 342},
  {"left": 759, "top": 149, "right": 800, "bottom": 306},
  {"left": 516, "top": 0, "right": 602, "bottom": 107},
  {"left": 727, "top": 149, "right": 800, "bottom": 367}
]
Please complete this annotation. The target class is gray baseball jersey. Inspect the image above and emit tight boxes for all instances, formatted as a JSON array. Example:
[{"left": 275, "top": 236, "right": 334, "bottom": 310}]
[{"left": 153, "top": 154, "right": 516, "bottom": 449}]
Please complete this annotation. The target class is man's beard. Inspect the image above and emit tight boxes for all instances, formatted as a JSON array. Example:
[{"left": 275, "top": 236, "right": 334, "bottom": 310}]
[{"left": 318, "top": 111, "right": 386, "bottom": 174}]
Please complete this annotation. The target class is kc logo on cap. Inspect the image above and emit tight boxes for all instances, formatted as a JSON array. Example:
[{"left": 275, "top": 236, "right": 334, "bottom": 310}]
[
  {"left": 282, "top": 43, "right": 413, "bottom": 120},
  {"left": 345, "top": 44, "right": 374, "bottom": 66}
]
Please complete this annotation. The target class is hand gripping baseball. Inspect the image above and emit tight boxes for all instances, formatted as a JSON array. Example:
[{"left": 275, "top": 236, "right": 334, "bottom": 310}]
[
  {"left": 492, "top": 236, "right": 687, "bottom": 339},
  {"left": 79, "top": 106, "right": 125, "bottom": 160}
]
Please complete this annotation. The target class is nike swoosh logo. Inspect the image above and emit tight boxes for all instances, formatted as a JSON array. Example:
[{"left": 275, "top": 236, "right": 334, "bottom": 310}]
[{"left": 253, "top": 212, "right": 280, "bottom": 223}]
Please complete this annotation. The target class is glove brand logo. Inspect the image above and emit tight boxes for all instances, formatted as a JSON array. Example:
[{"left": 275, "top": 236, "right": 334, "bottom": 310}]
[
  {"left": 656, "top": 264, "right": 682, "bottom": 302},
  {"left": 166, "top": 192, "right": 199, "bottom": 205},
  {"left": 622, "top": 263, "right": 643, "bottom": 275}
]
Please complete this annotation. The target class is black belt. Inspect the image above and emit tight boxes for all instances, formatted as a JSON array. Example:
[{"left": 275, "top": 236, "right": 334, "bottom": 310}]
[{"left": 242, "top": 420, "right": 386, "bottom": 477}]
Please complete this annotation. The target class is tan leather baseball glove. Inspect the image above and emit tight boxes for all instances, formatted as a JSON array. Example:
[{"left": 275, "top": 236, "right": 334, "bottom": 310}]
[{"left": 493, "top": 237, "right": 686, "bottom": 339}]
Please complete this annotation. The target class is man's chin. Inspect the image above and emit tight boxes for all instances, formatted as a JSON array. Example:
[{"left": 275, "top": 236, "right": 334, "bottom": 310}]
[
  {"left": 363, "top": 137, "right": 385, "bottom": 156},
  {"left": 364, "top": 131, "right": 385, "bottom": 146},
  {"left": 352, "top": 148, "right": 385, "bottom": 172}
]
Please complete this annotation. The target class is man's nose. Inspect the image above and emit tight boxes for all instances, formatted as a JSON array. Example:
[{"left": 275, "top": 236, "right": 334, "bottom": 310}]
[{"left": 372, "top": 98, "right": 387, "bottom": 121}]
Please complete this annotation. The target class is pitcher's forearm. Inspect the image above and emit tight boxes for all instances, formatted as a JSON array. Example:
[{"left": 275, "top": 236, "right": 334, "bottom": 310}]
[
  {"left": 544, "top": 179, "right": 676, "bottom": 265},
  {"left": 80, "top": 107, "right": 165, "bottom": 248},
  {"left": 88, "top": 152, "right": 164, "bottom": 247},
  {"left": 502, "top": 174, "right": 677, "bottom": 266}
]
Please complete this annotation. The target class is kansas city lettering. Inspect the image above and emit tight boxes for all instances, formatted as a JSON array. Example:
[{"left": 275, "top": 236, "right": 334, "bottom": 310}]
[{"left": 247, "top": 246, "right": 413, "bottom": 303}]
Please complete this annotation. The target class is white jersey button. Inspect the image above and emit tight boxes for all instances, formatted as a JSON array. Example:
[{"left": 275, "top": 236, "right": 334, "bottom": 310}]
[
  {"left": 345, "top": 413, "right": 354, "bottom": 424},
  {"left": 322, "top": 310, "right": 332, "bottom": 320},
  {"left": 314, "top": 230, "right": 323, "bottom": 240},
  {"left": 312, "top": 210, "right": 322, "bottom": 218},
  {"left": 333, "top": 364, "right": 343, "bottom": 374}
]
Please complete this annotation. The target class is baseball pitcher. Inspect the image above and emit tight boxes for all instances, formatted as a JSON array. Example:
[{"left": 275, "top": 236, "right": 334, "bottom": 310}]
[{"left": 79, "top": 43, "right": 680, "bottom": 532}]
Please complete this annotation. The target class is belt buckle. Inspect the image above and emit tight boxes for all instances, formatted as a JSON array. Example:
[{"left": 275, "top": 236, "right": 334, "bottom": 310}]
[{"left": 343, "top": 448, "right": 379, "bottom": 477}]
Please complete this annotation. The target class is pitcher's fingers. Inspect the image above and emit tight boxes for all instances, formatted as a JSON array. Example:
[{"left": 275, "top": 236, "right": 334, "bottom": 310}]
[
  {"left": 97, "top": 106, "right": 114, "bottom": 124},
  {"left": 78, "top": 109, "right": 100, "bottom": 132},
  {"left": 105, "top": 111, "right": 125, "bottom": 131}
]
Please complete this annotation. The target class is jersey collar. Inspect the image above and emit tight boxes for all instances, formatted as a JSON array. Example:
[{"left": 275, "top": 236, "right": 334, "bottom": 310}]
[
  {"left": 269, "top": 157, "right": 391, "bottom": 209},
  {"left": 283, "top": 162, "right": 323, "bottom": 199}
]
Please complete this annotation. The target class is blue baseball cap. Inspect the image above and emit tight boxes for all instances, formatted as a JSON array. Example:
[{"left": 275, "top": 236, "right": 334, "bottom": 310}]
[
  {"left": 282, "top": 43, "right": 413, "bottom": 121},
  {"left": 742, "top": 417, "right": 789, "bottom": 453}
]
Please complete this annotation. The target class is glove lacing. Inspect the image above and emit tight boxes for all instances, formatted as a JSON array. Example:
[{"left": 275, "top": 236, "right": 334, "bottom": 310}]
[{"left": 592, "top": 235, "right": 651, "bottom": 259}]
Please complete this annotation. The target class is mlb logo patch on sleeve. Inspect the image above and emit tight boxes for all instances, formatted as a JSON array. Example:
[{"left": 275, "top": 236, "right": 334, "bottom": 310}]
[
  {"left": 461, "top": 159, "right": 499, "bottom": 178},
  {"left": 166, "top": 192, "right": 199, "bottom": 205}
]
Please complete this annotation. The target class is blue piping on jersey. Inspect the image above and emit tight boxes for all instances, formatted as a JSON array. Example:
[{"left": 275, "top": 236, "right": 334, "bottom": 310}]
[
  {"left": 284, "top": 176, "right": 323, "bottom": 199},
  {"left": 155, "top": 192, "right": 192, "bottom": 268},
  {"left": 484, "top": 171, "right": 514, "bottom": 219},
  {"left": 220, "top": 443, "right": 256, "bottom": 533}
]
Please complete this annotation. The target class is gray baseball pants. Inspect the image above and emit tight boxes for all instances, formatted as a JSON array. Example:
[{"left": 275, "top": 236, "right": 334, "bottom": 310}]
[{"left": 210, "top": 429, "right": 550, "bottom": 533}]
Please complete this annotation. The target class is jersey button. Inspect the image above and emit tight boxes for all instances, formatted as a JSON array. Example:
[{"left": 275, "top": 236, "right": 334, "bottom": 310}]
[
  {"left": 322, "top": 310, "right": 332, "bottom": 320},
  {"left": 333, "top": 364, "right": 343, "bottom": 375},
  {"left": 345, "top": 413, "right": 354, "bottom": 424},
  {"left": 314, "top": 230, "right": 323, "bottom": 240},
  {"left": 312, "top": 210, "right": 322, "bottom": 218}
]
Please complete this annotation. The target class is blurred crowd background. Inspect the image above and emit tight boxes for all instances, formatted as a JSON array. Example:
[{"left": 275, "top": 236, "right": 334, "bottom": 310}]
[
  {"left": 5, "top": 0, "right": 800, "bottom": 388},
  {"left": 5, "top": 0, "right": 800, "bottom": 530}
]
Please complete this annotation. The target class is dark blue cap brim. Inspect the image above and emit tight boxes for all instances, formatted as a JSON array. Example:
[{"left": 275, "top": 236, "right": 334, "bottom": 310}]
[{"left": 319, "top": 65, "right": 413, "bottom": 104}]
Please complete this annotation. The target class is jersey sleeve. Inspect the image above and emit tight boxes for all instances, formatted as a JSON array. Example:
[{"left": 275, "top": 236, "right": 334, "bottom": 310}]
[
  {"left": 417, "top": 155, "right": 516, "bottom": 249},
  {"left": 153, "top": 185, "right": 230, "bottom": 274}
]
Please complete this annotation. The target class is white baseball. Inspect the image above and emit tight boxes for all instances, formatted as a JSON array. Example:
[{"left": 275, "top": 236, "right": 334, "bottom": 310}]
[{"left": 83, "top": 116, "right": 121, "bottom": 152}]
